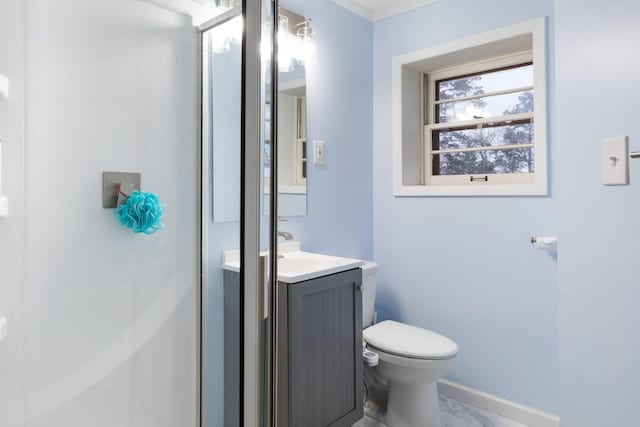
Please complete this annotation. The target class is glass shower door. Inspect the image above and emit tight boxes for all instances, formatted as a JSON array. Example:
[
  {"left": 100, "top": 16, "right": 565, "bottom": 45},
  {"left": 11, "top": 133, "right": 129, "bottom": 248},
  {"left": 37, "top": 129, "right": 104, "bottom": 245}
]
[{"left": 200, "top": 0, "right": 277, "bottom": 425}]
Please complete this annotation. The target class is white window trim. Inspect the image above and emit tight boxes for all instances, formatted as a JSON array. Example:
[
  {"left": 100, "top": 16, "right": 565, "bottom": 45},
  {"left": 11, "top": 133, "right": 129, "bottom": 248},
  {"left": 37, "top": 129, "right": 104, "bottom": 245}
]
[{"left": 392, "top": 17, "right": 548, "bottom": 197}]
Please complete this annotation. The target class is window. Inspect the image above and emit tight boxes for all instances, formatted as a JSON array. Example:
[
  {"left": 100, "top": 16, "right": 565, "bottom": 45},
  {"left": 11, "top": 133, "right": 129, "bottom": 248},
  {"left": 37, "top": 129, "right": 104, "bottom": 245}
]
[
  {"left": 426, "top": 56, "right": 535, "bottom": 186},
  {"left": 393, "top": 18, "right": 547, "bottom": 196},
  {"left": 294, "top": 96, "right": 307, "bottom": 186}
]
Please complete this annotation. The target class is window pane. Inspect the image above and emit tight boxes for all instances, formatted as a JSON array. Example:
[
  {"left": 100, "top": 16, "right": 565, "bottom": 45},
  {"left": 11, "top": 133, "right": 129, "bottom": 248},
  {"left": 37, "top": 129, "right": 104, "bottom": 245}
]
[
  {"left": 438, "top": 63, "right": 533, "bottom": 101},
  {"left": 433, "top": 122, "right": 534, "bottom": 151},
  {"left": 437, "top": 90, "right": 533, "bottom": 123},
  {"left": 433, "top": 147, "right": 535, "bottom": 176}
]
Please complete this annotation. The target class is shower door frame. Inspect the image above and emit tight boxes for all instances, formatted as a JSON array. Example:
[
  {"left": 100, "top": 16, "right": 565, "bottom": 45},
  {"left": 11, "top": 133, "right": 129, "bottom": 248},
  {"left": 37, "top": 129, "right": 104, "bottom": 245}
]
[{"left": 197, "top": 0, "right": 279, "bottom": 425}]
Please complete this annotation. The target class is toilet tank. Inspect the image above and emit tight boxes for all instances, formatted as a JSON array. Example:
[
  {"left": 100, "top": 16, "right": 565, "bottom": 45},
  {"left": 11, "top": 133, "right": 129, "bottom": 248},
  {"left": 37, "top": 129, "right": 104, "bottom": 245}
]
[{"left": 361, "top": 261, "right": 378, "bottom": 328}]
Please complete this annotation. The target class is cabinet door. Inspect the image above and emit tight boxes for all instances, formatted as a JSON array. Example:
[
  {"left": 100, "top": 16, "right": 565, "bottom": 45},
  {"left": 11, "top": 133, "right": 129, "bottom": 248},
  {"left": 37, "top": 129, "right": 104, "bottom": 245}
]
[{"left": 289, "top": 269, "right": 363, "bottom": 427}]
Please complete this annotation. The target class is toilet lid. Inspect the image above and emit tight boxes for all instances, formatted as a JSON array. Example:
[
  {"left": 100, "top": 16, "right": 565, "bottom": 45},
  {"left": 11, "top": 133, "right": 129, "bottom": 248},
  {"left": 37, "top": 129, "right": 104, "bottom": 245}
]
[{"left": 363, "top": 320, "right": 458, "bottom": 360}]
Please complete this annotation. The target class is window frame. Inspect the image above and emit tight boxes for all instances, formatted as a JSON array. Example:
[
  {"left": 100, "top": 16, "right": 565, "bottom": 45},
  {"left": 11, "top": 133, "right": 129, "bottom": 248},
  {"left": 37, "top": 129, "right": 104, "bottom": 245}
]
[
  {"left": 294, "top": 96, "right": 307, "bottom": 186},
  {"left": 392, "top": 17, "right": 548, "bottom": 197},
  {"left": 424, "top": 52, "right": 535, "bottom": 187}
]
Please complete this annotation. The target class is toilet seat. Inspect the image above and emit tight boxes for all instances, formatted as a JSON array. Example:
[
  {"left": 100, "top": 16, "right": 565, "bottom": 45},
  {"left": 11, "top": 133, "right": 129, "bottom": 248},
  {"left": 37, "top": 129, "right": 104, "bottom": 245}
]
[{"left": 364, "top": 320, "right": 458, "bottom": 360}]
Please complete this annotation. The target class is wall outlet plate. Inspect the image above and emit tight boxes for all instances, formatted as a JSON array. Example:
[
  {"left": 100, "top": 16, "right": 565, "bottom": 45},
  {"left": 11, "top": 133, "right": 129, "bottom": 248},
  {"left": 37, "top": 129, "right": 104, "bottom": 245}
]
[{"left": 102, "top": 172, "right": 141, "bottom": 208}]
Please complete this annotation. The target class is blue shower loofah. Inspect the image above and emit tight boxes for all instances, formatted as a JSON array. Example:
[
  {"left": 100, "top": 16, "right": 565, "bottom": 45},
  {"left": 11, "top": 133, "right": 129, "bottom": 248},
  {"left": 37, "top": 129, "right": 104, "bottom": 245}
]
[{"left": 114, "top": 191, "right": 164, "bottom": 235}]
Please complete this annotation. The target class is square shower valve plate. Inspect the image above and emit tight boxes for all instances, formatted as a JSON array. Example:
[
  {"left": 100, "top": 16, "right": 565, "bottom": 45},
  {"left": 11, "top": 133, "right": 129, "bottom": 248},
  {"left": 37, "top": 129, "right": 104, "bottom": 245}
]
[{"left": 102, "top": 172, "right": 141, "bottom": 208}]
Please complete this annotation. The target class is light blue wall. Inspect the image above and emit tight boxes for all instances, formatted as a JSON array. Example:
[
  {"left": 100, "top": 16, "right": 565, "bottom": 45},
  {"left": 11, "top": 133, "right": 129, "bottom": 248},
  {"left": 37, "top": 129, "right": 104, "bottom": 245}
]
[
  {"left": 556, "top": 1, "right": 640, "bottom": 425},
  {"left": 372, "top": 0, "right": 558, "bottom": 413},
  {"left": 277, "top": 0, "right": 374, "bottom": 260}
]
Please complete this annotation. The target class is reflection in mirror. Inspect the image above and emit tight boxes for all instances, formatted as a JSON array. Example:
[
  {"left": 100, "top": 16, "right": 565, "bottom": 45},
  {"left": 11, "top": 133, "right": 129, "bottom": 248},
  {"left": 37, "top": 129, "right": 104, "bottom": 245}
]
[
  {"left": 207, "top": 14, "right": 243, "bottom": 224},
  {"left": 264, "top": 7, "right": 310, "bottom": 217},
  {"left": 275, "top": 70, "right": 307, "bottom": 216}
]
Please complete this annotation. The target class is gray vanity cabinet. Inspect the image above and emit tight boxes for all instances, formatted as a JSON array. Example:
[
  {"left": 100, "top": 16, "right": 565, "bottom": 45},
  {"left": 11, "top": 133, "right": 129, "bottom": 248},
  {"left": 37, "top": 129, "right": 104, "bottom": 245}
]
[
  {"left": 277, "top": 268, "right": 363, "bottom": 427},
  {"left": 223, "top": 268, "right": 363, "bottom": 427}
]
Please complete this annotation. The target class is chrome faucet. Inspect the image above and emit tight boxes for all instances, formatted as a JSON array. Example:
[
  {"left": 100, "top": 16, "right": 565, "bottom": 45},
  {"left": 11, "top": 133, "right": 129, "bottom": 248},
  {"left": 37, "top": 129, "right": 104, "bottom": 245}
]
[
  {"left": 277, "top": 230, "right": 294, "bottom": 241},
  {"left": 277, "top": 216, "right": 294, "bottom": 241}
]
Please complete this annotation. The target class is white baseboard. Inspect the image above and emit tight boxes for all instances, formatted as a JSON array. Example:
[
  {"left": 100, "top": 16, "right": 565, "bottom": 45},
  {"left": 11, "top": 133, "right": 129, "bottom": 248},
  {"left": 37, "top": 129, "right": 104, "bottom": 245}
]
[{"left": 437, "top": 379, "right": 560, "bottom": 427}]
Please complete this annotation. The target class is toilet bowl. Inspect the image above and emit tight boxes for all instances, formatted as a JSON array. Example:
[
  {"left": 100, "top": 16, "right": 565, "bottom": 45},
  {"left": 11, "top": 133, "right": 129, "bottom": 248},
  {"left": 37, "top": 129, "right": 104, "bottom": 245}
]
[{"left": 360, "top": 262, "right": 458, "bottom": 427}]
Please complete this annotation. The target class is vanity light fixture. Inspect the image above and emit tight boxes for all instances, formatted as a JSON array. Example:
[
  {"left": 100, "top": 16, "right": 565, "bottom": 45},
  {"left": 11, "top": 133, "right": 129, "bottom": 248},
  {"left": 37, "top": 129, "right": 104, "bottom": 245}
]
[
  {"left": 276, "top": 15, "right": 316, "bottom": 72},
  {"left": 207, "top": 8, "right": 317, "bottom": 73}
]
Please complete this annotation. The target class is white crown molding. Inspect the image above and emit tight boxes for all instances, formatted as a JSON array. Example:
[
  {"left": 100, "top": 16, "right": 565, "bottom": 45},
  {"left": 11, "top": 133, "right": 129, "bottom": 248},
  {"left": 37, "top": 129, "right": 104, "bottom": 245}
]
[
  {"left": 333, "top": 0, "right": 376, "bottom": 21},
  {"left": 333, "top": 0, "right": 438, "bottom": 22},
  {"left": 375, "top": 0, "right": 437, "bottom": 21}
]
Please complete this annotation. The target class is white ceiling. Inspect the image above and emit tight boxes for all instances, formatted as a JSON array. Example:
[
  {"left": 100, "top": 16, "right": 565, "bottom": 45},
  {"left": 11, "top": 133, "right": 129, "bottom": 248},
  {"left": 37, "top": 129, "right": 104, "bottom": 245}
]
[{"left": 333, "top": 0, "right": 438, "bottom": 22}]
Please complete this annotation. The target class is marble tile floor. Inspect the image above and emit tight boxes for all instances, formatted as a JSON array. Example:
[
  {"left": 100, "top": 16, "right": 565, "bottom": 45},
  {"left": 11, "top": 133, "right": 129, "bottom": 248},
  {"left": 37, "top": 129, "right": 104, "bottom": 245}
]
[{"left": 353, "top": 395, "right": 527, "bottom": 427}]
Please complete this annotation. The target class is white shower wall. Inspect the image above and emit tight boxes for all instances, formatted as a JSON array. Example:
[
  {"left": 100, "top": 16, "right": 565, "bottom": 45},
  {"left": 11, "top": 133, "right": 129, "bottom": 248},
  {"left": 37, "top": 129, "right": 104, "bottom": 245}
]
[{"left": 0, "top": 0, "right": 199, "bottom": 426}]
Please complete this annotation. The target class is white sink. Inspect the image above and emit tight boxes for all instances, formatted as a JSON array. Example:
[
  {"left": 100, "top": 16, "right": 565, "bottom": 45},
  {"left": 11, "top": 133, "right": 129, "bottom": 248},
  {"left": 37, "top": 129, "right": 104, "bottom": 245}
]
[{"left": 222, "top": 241, "right": 364, "bottom": 283}]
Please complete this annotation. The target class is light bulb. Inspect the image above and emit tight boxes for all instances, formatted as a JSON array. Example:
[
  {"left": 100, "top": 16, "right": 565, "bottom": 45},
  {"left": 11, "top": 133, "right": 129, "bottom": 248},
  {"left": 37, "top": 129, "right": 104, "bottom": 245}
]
[{"left": 294, "top": 19, "right": 316, "bottom": 66}]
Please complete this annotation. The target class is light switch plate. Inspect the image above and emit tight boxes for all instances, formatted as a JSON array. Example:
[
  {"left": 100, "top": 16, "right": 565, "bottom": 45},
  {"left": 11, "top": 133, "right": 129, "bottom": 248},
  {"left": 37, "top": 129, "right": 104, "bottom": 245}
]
[
  {"left": 313, "top": 140, "right": 325, "bottom": 165},
  {"left": 602, "top": 136, "right": 629, "bottom": 185}
]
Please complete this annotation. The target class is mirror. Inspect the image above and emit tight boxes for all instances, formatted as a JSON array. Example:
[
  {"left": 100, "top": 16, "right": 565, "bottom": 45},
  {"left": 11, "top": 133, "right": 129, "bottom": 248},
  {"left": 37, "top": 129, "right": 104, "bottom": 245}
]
[
  {"left": 276, "top": 67, "right": 307, "bottom": 216},
  {"left": 264, "top": 7, "right": 309, "bottom": 217}
]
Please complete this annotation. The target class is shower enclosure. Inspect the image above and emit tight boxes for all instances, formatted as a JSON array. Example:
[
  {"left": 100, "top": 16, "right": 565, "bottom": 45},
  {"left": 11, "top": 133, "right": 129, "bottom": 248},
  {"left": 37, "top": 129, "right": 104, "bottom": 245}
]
[{"left": 0, "top": 0, "right": 278, "bottom": 426}]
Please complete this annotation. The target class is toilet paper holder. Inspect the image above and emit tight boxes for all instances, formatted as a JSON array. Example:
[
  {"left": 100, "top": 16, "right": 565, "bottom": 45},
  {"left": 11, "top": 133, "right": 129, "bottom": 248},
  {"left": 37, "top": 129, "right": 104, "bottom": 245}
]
[{"left": 530, "top": 236, "right": 558, "bottom": 250}]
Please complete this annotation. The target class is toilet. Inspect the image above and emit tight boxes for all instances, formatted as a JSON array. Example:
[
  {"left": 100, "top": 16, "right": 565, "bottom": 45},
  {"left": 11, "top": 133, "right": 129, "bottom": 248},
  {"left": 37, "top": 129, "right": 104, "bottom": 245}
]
[{"left": 361, "top": 261, "right": 458, "bottom": 427}]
